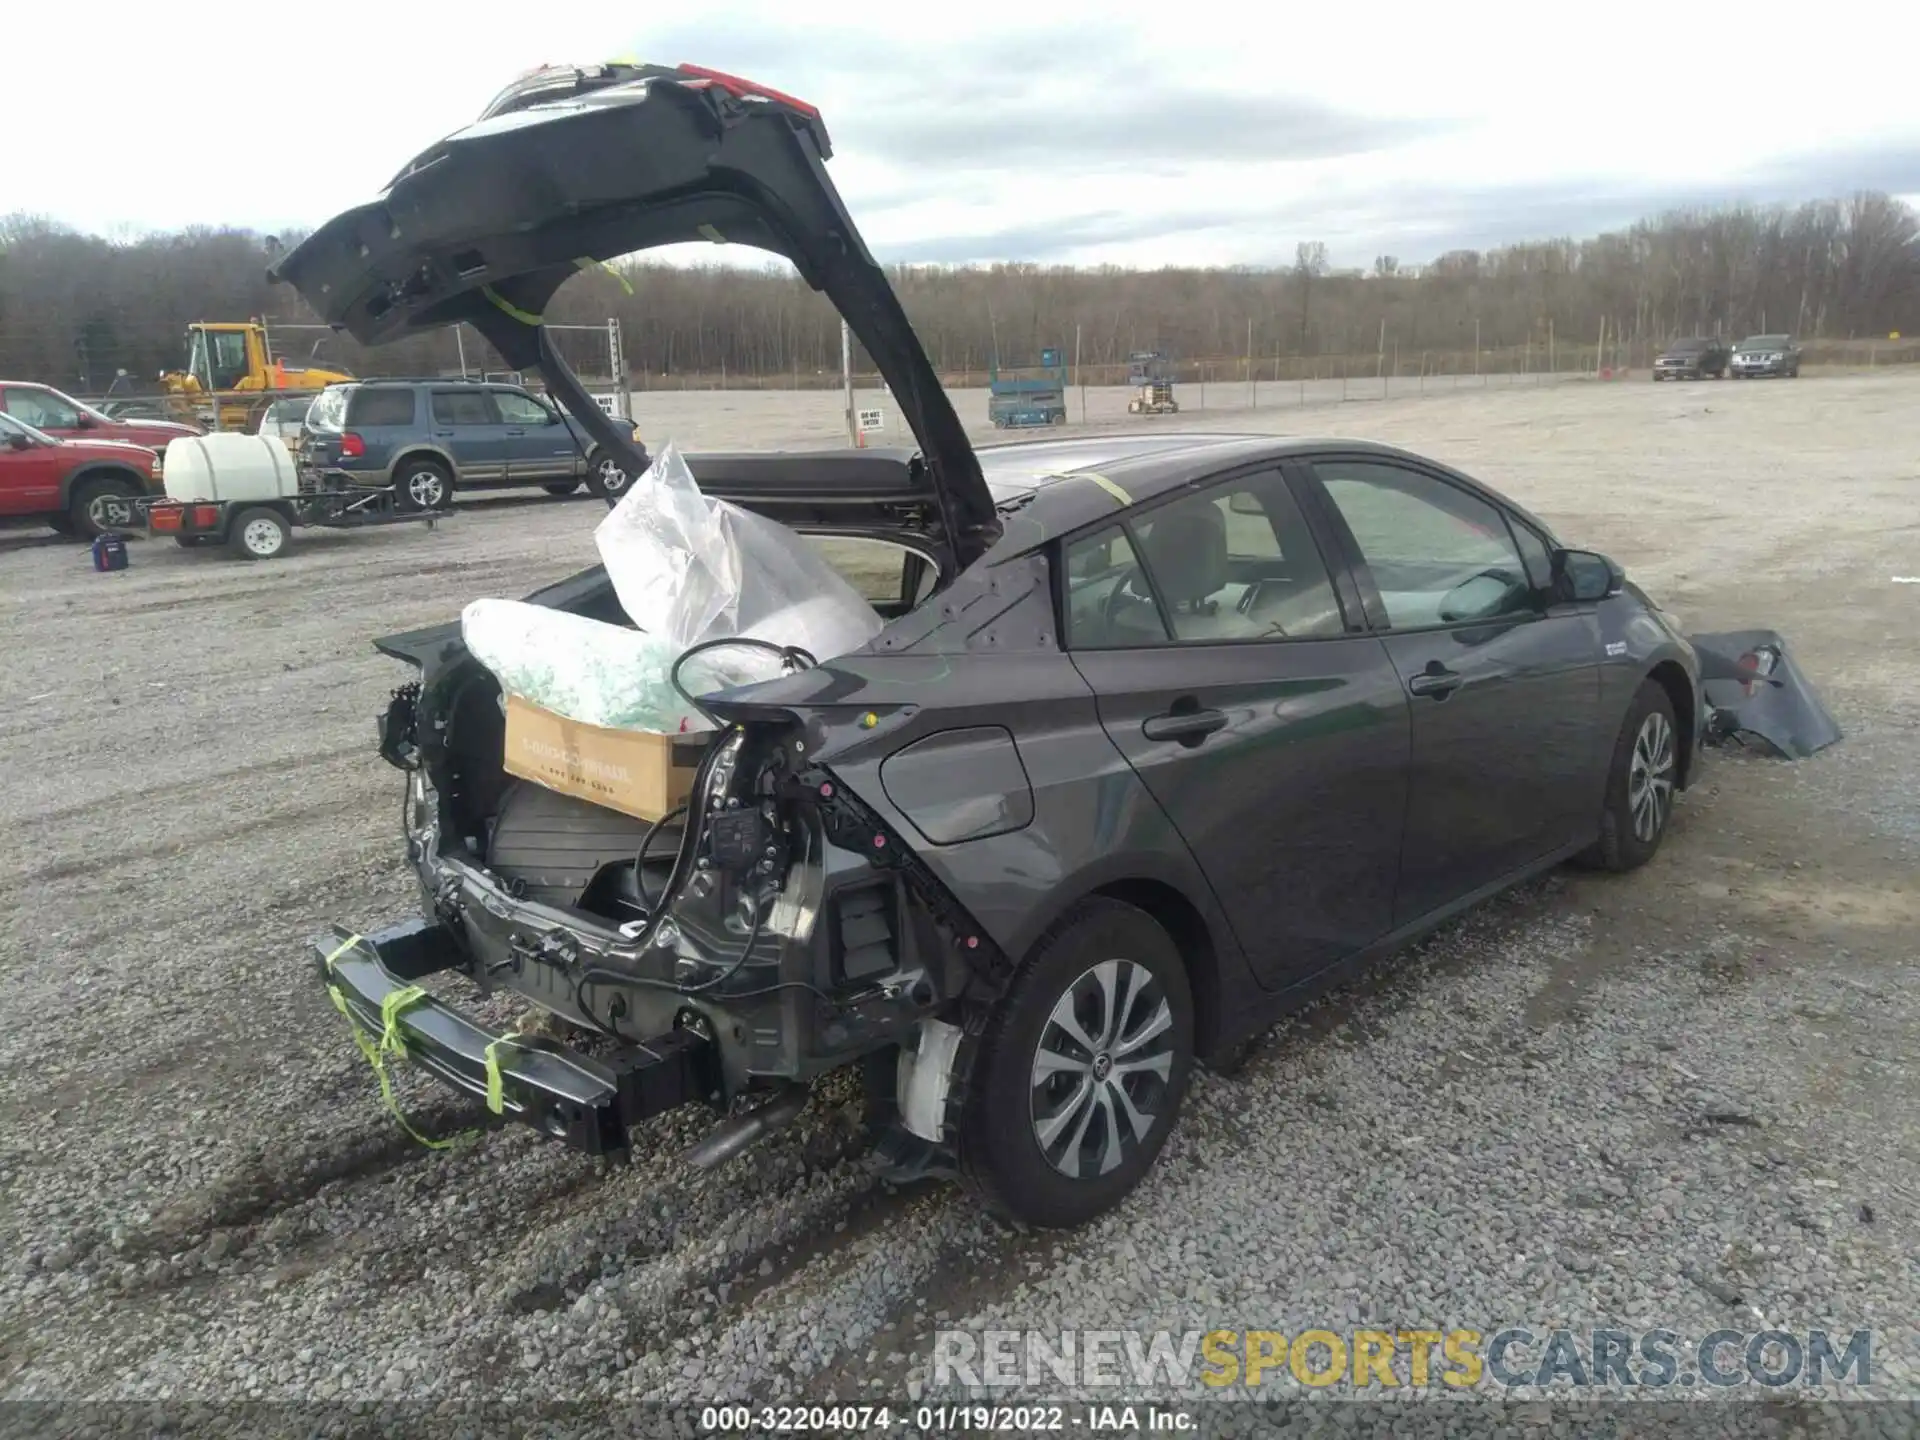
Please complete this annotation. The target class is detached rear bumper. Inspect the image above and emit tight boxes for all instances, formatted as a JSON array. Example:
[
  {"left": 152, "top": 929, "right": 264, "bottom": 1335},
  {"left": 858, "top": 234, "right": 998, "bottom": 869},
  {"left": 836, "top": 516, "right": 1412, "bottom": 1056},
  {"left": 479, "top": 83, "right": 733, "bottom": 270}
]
[{"left": 313, "top": 921, "right": 714, "bottom": 1155}]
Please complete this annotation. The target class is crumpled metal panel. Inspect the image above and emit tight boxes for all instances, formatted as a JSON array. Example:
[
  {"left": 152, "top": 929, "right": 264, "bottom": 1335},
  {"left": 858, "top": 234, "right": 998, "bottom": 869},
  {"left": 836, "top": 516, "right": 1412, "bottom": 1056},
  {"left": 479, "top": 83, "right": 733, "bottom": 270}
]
[{"left": 1690, "top": 629, "right": 1843, "bottom": 760}]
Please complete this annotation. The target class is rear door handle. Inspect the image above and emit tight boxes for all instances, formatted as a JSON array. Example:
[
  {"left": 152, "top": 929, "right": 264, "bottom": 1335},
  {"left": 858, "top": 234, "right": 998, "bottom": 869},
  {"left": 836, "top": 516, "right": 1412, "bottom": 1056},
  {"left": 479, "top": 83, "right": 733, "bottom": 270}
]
[
  {"left": 1406, "top": 665, "right": 1462, "bottom": 699},
  {"left": 1142, "top": 707, "right": 1228, "bottom": 744}
]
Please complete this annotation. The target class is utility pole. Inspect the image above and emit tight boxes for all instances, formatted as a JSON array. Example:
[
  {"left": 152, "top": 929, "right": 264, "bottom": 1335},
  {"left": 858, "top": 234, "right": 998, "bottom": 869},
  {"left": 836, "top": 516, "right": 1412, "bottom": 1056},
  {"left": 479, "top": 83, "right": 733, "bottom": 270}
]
[
  {"left": 1074, "top": 323, "right": 1086, "bottom": 424},
  {"left": 1377, "top": 318, "right": 1387, "bottom": 398},
  {"left": 841, "top": 318, "right": 855, "bottom": 445},
  {"left": 607, "top": 318, "right": 630, "bottom": 420},
  {"left": 1246, "top": 317, "right": 1255, "bottom": 409},
  {"left": 455, "top": 326, "right": 469, "bottom": 379}
]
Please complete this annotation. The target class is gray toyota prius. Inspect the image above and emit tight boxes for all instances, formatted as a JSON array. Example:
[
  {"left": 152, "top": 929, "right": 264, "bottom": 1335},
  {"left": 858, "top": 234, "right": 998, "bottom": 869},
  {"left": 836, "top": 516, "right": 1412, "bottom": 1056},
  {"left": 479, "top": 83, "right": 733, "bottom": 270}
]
[{"left": 276, "top": 62, "right": 1705, "bottom": 1228}]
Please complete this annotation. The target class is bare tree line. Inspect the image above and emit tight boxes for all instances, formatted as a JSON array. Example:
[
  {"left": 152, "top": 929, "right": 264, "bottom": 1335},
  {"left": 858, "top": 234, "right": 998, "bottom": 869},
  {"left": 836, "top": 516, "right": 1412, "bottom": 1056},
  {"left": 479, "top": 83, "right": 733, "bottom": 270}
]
[{"left": 2, "top": 191, "right": 1915, "bottom": 396}]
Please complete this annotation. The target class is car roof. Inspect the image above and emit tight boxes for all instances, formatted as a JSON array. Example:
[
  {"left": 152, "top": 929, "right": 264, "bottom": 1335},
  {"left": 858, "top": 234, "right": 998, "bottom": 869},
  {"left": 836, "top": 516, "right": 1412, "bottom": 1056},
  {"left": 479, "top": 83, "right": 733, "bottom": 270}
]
[{"left": 980, "top": 432, "right": 1561, "bottom": 556}]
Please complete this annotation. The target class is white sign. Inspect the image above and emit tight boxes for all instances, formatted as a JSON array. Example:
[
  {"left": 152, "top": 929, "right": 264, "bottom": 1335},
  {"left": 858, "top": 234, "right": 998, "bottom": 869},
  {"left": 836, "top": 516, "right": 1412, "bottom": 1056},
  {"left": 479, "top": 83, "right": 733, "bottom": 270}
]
[
  {"left": 592, "top": 393, "right": 620, "bottom": 417},
  {"left": 857, "top": 407, "right": 884, "bottom": 433}
]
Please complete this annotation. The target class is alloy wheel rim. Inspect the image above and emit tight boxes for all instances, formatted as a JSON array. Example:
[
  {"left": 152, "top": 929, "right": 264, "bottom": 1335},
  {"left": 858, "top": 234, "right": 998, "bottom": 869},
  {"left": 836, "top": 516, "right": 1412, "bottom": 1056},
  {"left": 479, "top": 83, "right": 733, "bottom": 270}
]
[
  {"left": 408, "top": 472, "right": 443, "bottom": 507},
  {"left": 1628, "top": 710, "right": 1676, "bottom": 842},
  {"left": 599, "top": 457, "right": 629, "bottom": 494},
  {"left": 1029, "top": 959, "right": 1175, "bottom": 1179}
]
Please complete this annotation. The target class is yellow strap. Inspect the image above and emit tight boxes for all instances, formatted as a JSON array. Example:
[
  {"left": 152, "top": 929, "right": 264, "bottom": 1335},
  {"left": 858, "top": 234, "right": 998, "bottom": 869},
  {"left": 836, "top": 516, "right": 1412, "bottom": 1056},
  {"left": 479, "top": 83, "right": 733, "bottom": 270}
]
[
  {"left": 482, "top": 286, "right": 543, "bottom": 326},
  {"left": 1078, "top": 471, "right": 1129, "bottom": 506},
  {"left": 482, "top": 1033, "right": 531, "bottom": 1115},
  {"left": 574, "top": 256, "right": 634, "bottom": 295},
  {"left": 696, "top": 224, "right": 727, "bottom": 245},
  {"left": 322, "top": 935, "right": 472, "bottom": 1151}
]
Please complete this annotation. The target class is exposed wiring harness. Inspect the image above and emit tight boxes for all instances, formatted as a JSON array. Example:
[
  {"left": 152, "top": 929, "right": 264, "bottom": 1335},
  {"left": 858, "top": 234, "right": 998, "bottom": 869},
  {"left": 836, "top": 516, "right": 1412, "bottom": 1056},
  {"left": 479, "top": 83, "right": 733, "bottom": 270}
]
[
  {"left": 669, "top": 636, "right": 817, "bottom": 729},
  {"left": 570, "top": 636, "right": 821, "bottom": 1037}
]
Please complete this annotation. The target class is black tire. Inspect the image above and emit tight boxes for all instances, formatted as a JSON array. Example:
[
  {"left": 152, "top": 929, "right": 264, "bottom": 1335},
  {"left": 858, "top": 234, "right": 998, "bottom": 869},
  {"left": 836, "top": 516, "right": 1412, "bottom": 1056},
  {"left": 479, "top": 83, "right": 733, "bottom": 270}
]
[
  {"left": 584, "top": 448, "right": 634, "bottom": 503},
  {"left": 174, "top": 534, "right": 210, "bottom": 548},
  {"left": 69, "top": 473, "right": 142, "bottom": 539},
  {"left": 1574, "top": 677, "right": 1679, "bottom": 873},
  {"left": 394, "top": 457, "right": 452, "bottom": 512},
  {"left": 227, "top": 506, "right": 290, "bottom": 561},
  {"left": 543, "top": 480, "right": 582, "bottom": 497},
  {"left": 956, "top": 897, "right": 1194, "bottom": 1228},
  {"left": 48, "top": 513, "right": 78, "bottom": 537}
]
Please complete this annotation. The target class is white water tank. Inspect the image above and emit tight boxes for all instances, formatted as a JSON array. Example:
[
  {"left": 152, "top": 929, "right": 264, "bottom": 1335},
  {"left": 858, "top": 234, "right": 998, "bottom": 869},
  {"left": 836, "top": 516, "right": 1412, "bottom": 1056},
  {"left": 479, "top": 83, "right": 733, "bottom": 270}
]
[{"left": 162, "top": 433, "right": 297, "bottom": 505}]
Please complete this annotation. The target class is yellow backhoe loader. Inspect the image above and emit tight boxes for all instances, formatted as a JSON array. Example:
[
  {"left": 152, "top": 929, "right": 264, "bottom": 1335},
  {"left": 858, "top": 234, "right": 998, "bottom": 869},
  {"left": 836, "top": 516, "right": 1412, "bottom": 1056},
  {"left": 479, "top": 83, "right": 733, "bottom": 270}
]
[{"left": 159, "top": 320, "right": 354, "bottom": 431}]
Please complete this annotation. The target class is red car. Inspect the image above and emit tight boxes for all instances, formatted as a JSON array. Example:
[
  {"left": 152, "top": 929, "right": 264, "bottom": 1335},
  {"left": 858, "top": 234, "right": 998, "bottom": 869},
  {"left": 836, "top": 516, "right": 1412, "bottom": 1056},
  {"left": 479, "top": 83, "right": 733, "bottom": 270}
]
[
  {"left": 0, "top": 381, "right": 200, "bottom": 452},
  {"left": 0, "top": 412, "right": 161, "bottom": 537}
]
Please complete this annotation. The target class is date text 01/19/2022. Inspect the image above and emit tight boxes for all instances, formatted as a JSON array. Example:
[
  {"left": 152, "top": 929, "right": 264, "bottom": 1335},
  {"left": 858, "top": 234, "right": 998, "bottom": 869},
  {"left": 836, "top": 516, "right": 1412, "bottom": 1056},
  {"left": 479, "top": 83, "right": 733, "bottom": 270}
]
[{"left": 698, "top": 1403, "right": 1196, "bottom": 1431}]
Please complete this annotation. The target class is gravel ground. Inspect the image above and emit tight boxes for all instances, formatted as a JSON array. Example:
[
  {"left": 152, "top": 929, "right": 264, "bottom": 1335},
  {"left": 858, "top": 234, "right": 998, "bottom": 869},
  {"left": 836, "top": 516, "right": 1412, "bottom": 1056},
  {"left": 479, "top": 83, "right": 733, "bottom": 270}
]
[{"left": 2, "top": 370, "right": 1916, "bottom": 1431}]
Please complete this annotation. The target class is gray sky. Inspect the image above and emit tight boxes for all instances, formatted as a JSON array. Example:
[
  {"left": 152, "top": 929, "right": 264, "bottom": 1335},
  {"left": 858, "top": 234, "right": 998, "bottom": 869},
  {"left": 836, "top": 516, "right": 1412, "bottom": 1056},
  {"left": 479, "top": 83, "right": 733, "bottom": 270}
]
[{"left": 10, "top": 1, "right": 1918, "bottom": 268}]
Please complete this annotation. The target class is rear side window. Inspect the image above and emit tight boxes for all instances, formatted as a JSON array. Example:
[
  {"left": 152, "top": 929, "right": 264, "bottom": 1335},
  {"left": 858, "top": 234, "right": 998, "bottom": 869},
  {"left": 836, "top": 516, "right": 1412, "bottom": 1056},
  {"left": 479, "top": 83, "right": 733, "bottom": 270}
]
[
  {"left": 804, "top": 536, "right": 938, "bottom": 610},
  {"left": 345, "top": 388, "right": 417, "bottom": 427},
  {"left": 431, "top": 390, "right": 497, "bottom": 427}
]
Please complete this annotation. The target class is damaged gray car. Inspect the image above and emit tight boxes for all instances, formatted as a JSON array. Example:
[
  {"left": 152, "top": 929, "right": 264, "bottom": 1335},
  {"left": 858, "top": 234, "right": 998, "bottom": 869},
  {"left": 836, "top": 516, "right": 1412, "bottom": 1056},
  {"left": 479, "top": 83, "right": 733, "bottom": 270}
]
[{"left": 277, "top": 63, "right": 1793, "bottom": 1228}]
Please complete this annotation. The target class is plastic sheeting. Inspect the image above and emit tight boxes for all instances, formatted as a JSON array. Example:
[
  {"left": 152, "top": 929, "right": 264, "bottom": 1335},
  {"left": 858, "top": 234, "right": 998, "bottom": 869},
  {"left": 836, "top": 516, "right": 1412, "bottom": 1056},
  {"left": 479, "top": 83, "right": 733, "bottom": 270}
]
[
  {"left": 594, "top": 441, "right": 883, "bottom": 662},
  {"left": 461, "top": 599, "right": 786, "bottom": 733},
  {"left": 462, "top": 441, "right": 883, "bottom": 734}
]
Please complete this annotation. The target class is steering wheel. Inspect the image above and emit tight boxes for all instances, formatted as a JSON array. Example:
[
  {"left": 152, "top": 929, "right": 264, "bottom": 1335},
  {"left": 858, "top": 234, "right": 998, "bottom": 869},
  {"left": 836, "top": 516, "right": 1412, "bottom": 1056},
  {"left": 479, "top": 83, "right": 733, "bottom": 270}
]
[
  {"left": 1101, "top": 565, "right": 1156, "bottom": 632},
  {"left": 1438, "top": 566, "right": 1531, "bottom": 624}
]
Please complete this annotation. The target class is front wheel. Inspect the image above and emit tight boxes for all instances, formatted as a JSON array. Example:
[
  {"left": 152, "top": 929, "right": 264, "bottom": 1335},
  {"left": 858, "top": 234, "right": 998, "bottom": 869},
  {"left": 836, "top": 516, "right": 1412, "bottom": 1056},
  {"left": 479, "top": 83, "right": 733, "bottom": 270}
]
[
  {"left": 957, "top": 898, "right": 1194, "bottom": 1228},
  {"left": 585, "top": 449, "right": 633, "bottom": 503},
  {"left": 1575, "top": 677, "right": 1679, "bottom": 872},
  {"left": 543, "top": 480, "right": 582, "bottom": 497}
]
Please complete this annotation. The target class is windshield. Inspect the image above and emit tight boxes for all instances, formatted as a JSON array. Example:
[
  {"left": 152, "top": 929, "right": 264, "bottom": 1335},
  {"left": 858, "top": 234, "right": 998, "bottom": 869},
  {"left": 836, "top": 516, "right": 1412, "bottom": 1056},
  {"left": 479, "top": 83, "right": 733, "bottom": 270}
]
[
  {"left": 1741, "top": 335, "right": 1789, "bottom": 348},
  {"left": 0, "top": 412, "right": 54, "bottom": 444},
  {"left": 1665, "top": 339, "right": 1708, "bottom": 353}
]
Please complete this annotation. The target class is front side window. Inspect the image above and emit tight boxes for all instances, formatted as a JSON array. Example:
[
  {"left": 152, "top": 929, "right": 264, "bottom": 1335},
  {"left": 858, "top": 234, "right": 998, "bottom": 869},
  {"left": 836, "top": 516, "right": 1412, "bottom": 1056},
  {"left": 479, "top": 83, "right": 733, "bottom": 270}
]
[
  {"left": 4, "top": 388, "right": 79, "bottom": 429},
  {"left": 1312, "top": 459, "right": 1535, "bottom": 629},
  {"left": 209, "top": 331, "right": 250, "bottom": 390},
  {"left": 493, "top": 390, "right": 553, "bottom": 426}
]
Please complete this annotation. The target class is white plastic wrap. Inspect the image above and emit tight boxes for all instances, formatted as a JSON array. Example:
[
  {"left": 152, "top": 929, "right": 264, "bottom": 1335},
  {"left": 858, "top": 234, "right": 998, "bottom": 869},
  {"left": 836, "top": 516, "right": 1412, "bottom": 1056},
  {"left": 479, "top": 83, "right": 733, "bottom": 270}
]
[
  {"left": 594, "top": 441, "right": 883, "bottom": 661},
  {"left": 460, "top": 599, "right": 784, "bottom": 733}
]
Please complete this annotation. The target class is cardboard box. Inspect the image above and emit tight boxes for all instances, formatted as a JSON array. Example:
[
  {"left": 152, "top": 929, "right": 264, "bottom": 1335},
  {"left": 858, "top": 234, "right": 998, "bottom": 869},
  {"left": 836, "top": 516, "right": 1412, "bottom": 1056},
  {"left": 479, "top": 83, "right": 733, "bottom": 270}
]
[{"left": 501, "top": 694, "right": 707, "bottom": 822}]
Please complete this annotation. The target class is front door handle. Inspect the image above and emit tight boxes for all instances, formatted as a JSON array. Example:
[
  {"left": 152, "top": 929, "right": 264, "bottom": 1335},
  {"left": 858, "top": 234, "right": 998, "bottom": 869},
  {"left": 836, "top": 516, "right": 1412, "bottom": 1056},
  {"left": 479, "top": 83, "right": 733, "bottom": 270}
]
[
  {"left": 1406, "top": 664, "right": 1462, "bottom": 699},
  {"left": 1142, "top": 707, "right": 1228, "bottom": 744},
  {"left": 505, "top": 427, "right": 526, "bottom": 436}
]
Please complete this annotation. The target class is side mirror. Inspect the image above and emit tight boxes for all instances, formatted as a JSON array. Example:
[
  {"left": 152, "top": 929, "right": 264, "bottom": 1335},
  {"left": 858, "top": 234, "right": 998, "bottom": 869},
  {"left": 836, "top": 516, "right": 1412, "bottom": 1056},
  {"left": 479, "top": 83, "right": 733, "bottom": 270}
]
[
  {"left": 6, "top": 432, "right": 31, "bottom": 451},
  {"left": 1553, "top": 548, "right": 1624, "bottom": 603},
  {"left": 73, "top": 413, "right": 96, "bottom": 429}
]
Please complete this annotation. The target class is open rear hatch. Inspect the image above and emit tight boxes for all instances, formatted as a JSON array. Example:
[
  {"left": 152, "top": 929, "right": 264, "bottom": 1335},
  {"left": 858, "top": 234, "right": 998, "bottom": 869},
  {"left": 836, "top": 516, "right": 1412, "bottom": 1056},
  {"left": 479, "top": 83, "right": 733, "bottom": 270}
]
[{"left": 269, "top": 61, "right": 1001, "bottom": 569}]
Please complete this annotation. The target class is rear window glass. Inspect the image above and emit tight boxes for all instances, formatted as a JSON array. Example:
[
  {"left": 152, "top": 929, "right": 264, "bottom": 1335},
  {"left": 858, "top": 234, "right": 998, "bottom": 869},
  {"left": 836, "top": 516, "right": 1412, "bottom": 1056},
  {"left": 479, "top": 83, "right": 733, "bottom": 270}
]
[
  {"left": 308, "top": 387, "right": 348, "bottom": 429},
  {"left": 345, "top": 388, "right": 418, "bottom": 427}
]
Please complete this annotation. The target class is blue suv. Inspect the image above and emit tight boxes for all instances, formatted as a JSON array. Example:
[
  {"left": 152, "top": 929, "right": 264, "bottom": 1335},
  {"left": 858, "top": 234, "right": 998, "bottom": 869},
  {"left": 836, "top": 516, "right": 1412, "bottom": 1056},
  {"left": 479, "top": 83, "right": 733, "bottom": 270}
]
[{"left": 301, "top": 379, "right": 641, "bottom": 508}]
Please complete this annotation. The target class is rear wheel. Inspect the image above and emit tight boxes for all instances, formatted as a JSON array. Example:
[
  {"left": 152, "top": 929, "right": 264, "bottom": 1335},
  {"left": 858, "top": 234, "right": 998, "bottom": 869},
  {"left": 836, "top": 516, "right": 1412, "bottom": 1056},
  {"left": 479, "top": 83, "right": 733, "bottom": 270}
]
[
  {"left": 957, "top": 898, "right": 1194, "bottom": 1228},
  {"left": 585, "top": 448, "right": 634, "bottom": 503},
  {"left": 1575, "top": 678, "right": 1679, "bottom": 872},
  {"left": 227, "top": 506, "right": 290, "bottom": 561},
  {"left": 71, "top": 473, "right": 142, "bottom": 539},
  {"left": 395, "top": 458, "right": 452, "bottom": 512},
  {"left": 543, "top": 480, "right": 582, "bottom": 497}
]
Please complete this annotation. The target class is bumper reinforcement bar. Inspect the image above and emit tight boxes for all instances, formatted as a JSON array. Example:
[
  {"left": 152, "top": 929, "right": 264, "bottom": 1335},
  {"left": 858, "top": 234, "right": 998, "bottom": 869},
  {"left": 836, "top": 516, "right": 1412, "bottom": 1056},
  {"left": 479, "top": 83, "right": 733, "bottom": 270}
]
[{"left": 312, "top": 922, "right": 712, "bottom": 1156}]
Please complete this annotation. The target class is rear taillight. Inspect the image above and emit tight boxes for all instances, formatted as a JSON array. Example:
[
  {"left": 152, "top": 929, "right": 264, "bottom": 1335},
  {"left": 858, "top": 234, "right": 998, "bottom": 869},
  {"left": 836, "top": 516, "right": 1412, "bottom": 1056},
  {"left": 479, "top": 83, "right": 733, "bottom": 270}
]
[
  {"left": 676, "top": 63, "right": 820, "bottom": 118},
  {"left": 192, "top": 504, "right": 220, "bottom": 528},
  {"left": 339, "top": 432, "right": 365, "bottom": 458}
]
